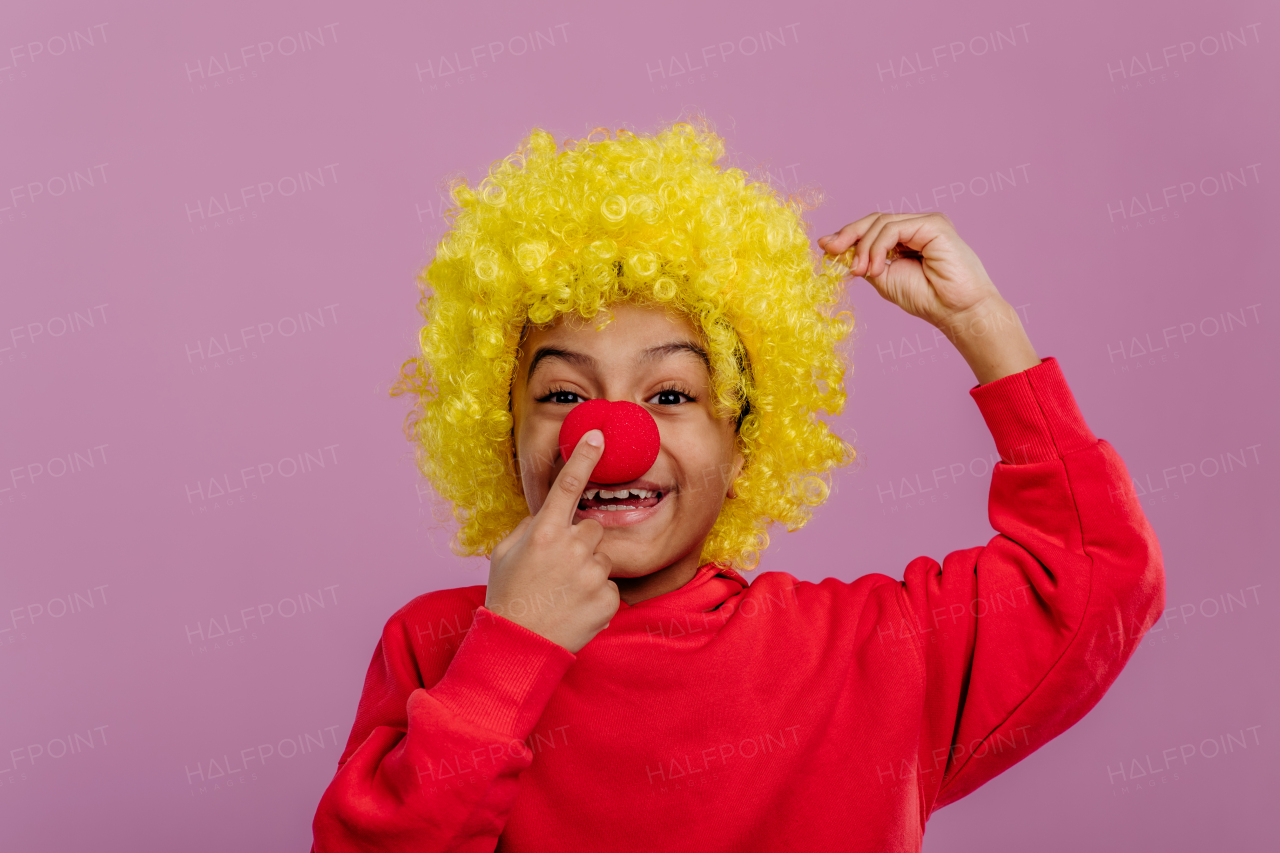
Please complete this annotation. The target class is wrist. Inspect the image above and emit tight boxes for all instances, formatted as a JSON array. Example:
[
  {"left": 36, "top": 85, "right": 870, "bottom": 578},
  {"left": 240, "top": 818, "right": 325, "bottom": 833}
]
[
  {"left": 935, "top": 298, "right": 1040, "bottom": 385},
  {"left": 934, "top": 296, "right": 1014, "bottom": 342}
]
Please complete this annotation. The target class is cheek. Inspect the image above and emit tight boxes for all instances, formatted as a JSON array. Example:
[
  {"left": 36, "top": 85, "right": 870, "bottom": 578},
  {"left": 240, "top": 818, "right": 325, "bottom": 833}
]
[
  {"left": 515, "top": 418, "right": 561, "bottom": 485},
  {"left": 668, "top": 430, "right": 732, "bottom": 501}
]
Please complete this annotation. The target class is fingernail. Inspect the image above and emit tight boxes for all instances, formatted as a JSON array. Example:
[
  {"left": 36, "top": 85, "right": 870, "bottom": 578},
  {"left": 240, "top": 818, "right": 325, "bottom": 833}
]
[{"left": 585, "top": 430, "right": 603, "bottom": 447}]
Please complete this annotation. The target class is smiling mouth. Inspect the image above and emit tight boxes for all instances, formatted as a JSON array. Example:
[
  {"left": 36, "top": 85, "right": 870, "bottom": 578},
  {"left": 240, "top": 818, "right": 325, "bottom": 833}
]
[{"left": 577, "top": 487, "right": 666, "bottom": 512}]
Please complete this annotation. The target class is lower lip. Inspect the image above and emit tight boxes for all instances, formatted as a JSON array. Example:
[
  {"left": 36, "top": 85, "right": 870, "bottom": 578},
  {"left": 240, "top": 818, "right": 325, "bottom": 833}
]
[{"left": 574, "top": 492, "right": 669, "bottom": 527}]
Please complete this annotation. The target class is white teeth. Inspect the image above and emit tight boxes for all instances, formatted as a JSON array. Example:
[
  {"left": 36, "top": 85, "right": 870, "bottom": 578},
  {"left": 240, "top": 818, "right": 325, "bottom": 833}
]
[{"left": 582, "top": 488, "right": 660, "bottom": 504}]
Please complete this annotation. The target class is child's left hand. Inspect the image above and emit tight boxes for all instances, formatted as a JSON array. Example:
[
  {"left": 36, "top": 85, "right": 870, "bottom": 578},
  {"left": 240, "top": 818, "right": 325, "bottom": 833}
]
[
  {"left": 818, "top": 211, "right": 1042, "bottom": 385},
  {"left": 817, "top": 211, "right": 1002, "bottom": 332}
]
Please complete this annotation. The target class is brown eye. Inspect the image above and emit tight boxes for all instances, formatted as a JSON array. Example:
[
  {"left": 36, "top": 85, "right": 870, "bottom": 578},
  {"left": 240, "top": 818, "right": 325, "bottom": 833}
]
[
  {"left": 539, "top": 388, "right": 585, "bottom": 404},
  {"left": 649, "top": 387, "right": 694, "bottom": 406}
]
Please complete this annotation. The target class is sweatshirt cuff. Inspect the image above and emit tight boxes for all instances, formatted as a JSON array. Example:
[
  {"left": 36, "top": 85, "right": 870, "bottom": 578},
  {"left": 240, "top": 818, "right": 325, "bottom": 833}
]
[
  {"left": 968, "top": 356, "right": 1098, "bottom": 465},
  {"left": 427, "top": 605, "right": 576, "bottom": 742}
]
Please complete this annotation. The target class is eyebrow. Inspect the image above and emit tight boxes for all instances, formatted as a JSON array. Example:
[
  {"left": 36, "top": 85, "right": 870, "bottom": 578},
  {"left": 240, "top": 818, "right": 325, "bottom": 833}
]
[{"left": 526, "top": 340, "right": 711, "bottom": 383}]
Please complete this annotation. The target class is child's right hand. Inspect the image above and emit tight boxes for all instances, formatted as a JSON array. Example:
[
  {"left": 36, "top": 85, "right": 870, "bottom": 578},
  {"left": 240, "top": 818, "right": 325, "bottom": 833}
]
[{"left": 484, "top": 430, "right": 621, "bottom": 654}]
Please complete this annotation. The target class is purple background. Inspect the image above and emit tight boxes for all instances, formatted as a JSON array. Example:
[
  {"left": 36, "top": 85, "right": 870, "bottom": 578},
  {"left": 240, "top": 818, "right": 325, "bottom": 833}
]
[{"left": 2, "top": 1, "right": 1277, "bottom": 850}]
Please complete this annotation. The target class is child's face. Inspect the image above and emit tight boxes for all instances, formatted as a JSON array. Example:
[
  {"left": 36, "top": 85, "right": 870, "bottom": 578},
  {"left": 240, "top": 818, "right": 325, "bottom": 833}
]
[{"left": 510, "top": 301, "right": 745, "bottom": 578}]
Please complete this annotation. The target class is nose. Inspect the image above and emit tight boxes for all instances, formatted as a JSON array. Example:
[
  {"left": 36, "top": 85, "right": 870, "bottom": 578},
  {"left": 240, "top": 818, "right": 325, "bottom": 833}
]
[{"left": 558, "top": 399, "right": 660, "bottom": 484}]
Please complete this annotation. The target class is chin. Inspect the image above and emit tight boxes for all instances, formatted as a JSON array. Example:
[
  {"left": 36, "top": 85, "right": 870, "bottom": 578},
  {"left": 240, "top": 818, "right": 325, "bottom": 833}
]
[
  {"left": 606, "top": 563, "right": 664, "bottom": 580},
  {"left": 600, "top": 550, "right": 675, "bottom": 579},
  {"left": 601, "top": 543, "right": 701, "bottom": 580}
]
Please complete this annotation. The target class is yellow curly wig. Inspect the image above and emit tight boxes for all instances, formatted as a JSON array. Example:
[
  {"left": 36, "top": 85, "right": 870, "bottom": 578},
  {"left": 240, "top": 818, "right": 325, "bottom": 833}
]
[{"left": 392, "top": 114, "right": 858, "bottom": 572}]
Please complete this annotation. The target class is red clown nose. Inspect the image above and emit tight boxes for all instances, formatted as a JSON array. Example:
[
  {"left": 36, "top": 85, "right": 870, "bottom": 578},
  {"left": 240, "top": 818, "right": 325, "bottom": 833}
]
[{"left": 557, "top": 400, "right": 661, "bottom": 485}]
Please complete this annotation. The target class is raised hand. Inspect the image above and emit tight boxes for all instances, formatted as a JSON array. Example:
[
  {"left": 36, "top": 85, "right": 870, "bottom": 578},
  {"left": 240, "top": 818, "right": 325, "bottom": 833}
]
[
  {"left": 817, "top": 211, "right": 1006, "bottom": 329},
  {"left": 818, "top": 211, "right": 1041, "bottom": 384},
  {"left": 485, "top": 430, "right": 620, "bottom": 653}
]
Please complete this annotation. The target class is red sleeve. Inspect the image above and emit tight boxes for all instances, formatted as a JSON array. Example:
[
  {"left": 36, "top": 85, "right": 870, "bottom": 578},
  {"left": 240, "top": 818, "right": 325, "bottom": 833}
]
[
  {"left": 895, "top": 356, "right": 1166, "bottom": 814},
  {"left": 310, "top": 602, "right": 576, "bottom": 852}
]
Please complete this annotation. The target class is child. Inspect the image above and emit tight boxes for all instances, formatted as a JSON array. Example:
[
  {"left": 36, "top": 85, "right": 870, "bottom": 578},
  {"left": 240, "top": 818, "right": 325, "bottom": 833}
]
[{"left": 310, "top": 118, "right": 1165, "bottom": 851}]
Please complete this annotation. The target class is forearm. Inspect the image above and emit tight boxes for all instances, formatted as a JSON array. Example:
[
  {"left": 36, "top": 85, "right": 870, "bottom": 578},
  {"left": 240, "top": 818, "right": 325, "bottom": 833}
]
[
  {"left": 935, "top": 298, "right": 1041, "bottom": 385},
  {"left": 313, "top": 693, "right": 528, "bottom": 852},
  {"left": 313, "top": 606, "right": 576, "bottom": 852}
]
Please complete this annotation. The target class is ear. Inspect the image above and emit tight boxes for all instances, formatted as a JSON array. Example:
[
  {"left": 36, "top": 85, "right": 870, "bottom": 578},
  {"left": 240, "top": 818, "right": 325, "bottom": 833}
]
[{"left": 725, "top": 449, "right": 745, "bottom": 499}]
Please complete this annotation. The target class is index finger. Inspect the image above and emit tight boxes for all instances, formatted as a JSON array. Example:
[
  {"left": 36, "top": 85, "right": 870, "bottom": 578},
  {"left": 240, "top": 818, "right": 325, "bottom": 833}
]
[
  {"left": 818, "top": 212, "right": 921, "bottom": 255},
  {"left": 539, "top": 429, "right": 605, "bottom": 527},
  {"left": 817, "top": 212, "right": 885, "bottom": 254}
]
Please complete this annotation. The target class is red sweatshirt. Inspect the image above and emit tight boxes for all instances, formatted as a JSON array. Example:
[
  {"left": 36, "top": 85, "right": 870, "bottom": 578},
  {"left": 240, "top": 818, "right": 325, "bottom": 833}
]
[{"left": 311, "top": 356, "right": 1165, "bottom": 852}]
